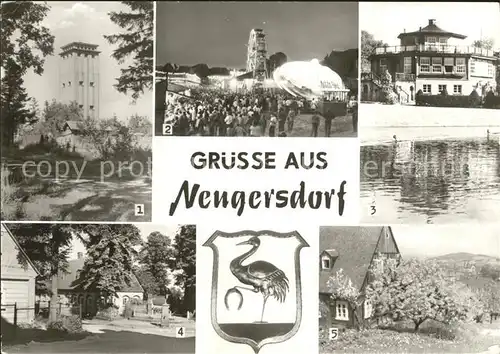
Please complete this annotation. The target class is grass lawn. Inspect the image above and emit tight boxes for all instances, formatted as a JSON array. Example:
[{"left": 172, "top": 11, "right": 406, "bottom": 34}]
[
  {"left": 3, "top": 329, "right": 194, "bottom": 353},
  {"left": 288, "top": 113, "right": 357, "bottom": 138},
  {"left": 319, "top": 321, "right": 500, "bottom": 353},
  {"left": 1, "top": 152, "right": 152, "bottom": 221}
]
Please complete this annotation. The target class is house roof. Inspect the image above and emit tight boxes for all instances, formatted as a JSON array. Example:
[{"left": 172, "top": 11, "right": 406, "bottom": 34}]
[
  {"left": 57, "top": 258, "right": 144, "bottom": 293},
  {"left": 65, "top": 120, "right": 83, "bottom": 131},
  {"left": 2, "top": 223, "right": 41, "bottom": 276},
  {"left": 319, "top": 226, "right": 387, "bottom": 294},
  {"left": 398, "top": 19, "right": 466, "bottom": 40},
  {"left": 323, "top": 249, "right": 339, "bottom": 258}
]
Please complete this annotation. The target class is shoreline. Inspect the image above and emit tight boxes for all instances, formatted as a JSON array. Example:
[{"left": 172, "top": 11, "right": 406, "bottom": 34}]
[{"left": 360, "top": 126, "right": 498, "bottom": 146}]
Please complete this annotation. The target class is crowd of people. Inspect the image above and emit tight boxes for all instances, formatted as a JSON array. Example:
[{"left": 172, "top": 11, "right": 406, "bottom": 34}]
[{"left": 163, "top": 87, "right": 356, "bottom": 137}]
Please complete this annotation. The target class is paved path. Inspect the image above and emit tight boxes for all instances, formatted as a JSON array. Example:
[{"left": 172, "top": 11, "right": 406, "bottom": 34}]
[{"left": 83, "top": 318, "right": 195, "bottom": 338}]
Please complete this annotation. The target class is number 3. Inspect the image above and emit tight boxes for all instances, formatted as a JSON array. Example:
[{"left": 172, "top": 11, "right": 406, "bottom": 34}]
[{"left": 371, "top": 205, "right": 376, "bottom": 215}]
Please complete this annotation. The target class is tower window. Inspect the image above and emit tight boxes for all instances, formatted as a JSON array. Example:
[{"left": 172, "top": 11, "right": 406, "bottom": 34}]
[
  {"left": 62, "top": 83, "right": 66, "bottom": 88},
  {"left": 79, "top": 104, "right": 83, "bottom": 109},
  {"left": 90, "top": 105, "right": 94, "bottom": 110},
  {"left": 79, "top": 81, "right": 84, "bottom": 86},
  {"left": 90, "top": 82, "right": 95, "bottom": 87},
  {"left": 68, "top": 81, "right": 72, "bottom": 87}
]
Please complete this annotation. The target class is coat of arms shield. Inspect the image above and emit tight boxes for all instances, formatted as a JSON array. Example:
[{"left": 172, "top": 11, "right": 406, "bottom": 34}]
[{"left": 203, "top": 230, "right": 309, "bottom": 353}]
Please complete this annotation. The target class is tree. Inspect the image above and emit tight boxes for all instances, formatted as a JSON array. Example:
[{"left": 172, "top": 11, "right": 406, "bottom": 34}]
[
  {"left": 139, "top": 231, "right": 175, "bottom": 296},
  {"left": 0, "top": 59, "right": 37, "bottom": 147},
  {"left": 104, "top": 1, "right": 153, "bottom": 101},
  {"left": 1, "top": 1, "right": 54, "bottom": 75},
  {"left": 128, "top": 114, "right": 152, "bottom": 135},
  {"left": 480, "top": 264, "right": 500, "bottom": 280},
  {"left": 40, "top": 100, "right": 84, "bottom": 137},
  {"left": 361, "top": 30, "right": 386, "bottom": 73},
  {"left": 9, "top": 223, "right": 74, "bottom": 322},
  {"left": 379, "top": 70, "right": 398, "bottom": 104},
  {"left": 190, "top": 63, "right": 210, "bottom": 78},
  {"left": 72, "top": 224, "right": 143, "bottom": 299},
  {"left": 478, "top": 281, "right": 500, "bottom": 322},
  {"left": 268, "top": 52, "right": 288, "bottom": 75},
  {"left": 366, "top": 259, "right": 469, "bottom": 331},
  {"left": 473, "top": 38, "right": 494, "bottom": 50},
  {"left": 327, "top": 268, "right": 361, "bottom": 328},
  {"left": 133, "top": 266, "right": 158, "bottom": 299},
  {"left": 173, "top": 225, "right": 196, "bottom": 313}
]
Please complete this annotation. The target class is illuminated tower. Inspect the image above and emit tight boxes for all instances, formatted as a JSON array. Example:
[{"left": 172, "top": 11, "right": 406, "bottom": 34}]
[
  {"left": 246, "top": 28, "right": 268, "bottom": 82},
  {"left": 59, "top": 42, "right": 100, "bottom": 119}
]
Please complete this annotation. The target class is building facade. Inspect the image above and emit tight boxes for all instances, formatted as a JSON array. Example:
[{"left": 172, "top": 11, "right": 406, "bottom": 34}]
[
  {"left": 319, "top": 226, "right": 401, "bottom": 329},
  {"left": 1, "top": 223, "right": 39, "bottom": 324},
  {"left": 59, "top": 42, "right": 100, "bottom": 119},
  {"left": 362, "top": 19, "right": 498, "bottom": 103},
  {"left": 36, "top": 252, "right": 144, "bottom": 318}
]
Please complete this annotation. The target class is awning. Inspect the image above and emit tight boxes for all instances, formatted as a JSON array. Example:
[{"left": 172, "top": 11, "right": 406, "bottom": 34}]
[
  {"left": 167, "top": 82, "right": 189, "bottom": 93},
  {"left": 236, "top": 71, "right": 255, "bottom": 80}
]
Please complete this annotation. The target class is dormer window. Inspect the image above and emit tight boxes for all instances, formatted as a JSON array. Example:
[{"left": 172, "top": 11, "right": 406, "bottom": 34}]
[
  {"left": 89, "top": 105, "right": 94, "bottom": 110},
  {"left": 62, "top": 83, "right": 66, "bottom": 88},
  {"left": 321, "top": 256, "right": 330, "bottom": 270},
  {"left": 90, "top": 82, "right": 95, "bottom": 87},
  {"left": 79, "top": 81, "right": 84, "bottom": 86},
  {"left": 68, "top": 81, "right": 72, "bottom": 87},
  {"left": 79, "top": 104, "right": 83, "bottom": 109}
]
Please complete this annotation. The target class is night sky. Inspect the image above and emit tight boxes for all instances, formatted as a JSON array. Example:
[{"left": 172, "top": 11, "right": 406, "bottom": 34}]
[{"left": 156, "top": 2, "right": 358, "bottom": 68}]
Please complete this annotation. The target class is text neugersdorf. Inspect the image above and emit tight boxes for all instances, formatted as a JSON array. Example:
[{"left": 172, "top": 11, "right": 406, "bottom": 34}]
[{"left": 168, "top": 152, "right": 347, "bottom": 217}]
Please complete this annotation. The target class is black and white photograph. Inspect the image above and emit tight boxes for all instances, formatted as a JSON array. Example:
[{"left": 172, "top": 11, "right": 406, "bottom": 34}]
[
  {"left": 318, "top": 226, "right": 500, "bottom": 354},
  {"left": 155, "top": 2, "right": 358, "bottom": 137},
  {"left": 197, "top": 226, "right": 318, "bottom": 354},
  {"left": 1, "top": 222, "right": 196, "bottom": 354},
  {"left": 359, "top": 2, "right": 500, "bottom": 223},
  {"left": 1, "top": 1, "right": 153, "bottom": 222}
]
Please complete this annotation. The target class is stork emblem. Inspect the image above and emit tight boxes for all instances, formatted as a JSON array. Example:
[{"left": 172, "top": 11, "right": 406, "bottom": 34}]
[{"left": 203, "top": 230, "right": 309, "bottom": 354}]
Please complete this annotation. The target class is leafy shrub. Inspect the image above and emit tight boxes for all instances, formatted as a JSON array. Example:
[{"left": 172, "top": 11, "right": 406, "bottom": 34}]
[
  {"left": 386, "top": 91, "right": 399, "bottom": 105},
  {"left": 484, "top": 91, "right": 500, "bottom": 109},
  {"left": 440, "top": 86, "right": 449, "bottom": 96},
  {"left": 22, "top": 140, "right": 82, "bottom": 159},
  {"left": 95, "top": 304, "right": 119, "bottom": 321},
  {"left": 469, "top": 89, "right": 481, "bottom": 108},
  {"left": 47, "top": 315, "right": 82, "bottom": 333}
]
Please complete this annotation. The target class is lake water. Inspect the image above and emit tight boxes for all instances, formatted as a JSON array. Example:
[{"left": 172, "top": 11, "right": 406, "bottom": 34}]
[{"left": 360, "top": 137, "right": 500, "bottom": 224}]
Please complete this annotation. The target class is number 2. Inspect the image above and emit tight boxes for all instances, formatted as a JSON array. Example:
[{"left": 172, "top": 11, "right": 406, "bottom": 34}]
[{"left": 163, "top": 123, "right": 173, "bottom": 135}]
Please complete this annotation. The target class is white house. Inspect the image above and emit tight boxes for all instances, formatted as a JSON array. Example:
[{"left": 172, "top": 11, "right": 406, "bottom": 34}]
[{"left": 1, "top": 223, "right": 39, "bottom": 324}]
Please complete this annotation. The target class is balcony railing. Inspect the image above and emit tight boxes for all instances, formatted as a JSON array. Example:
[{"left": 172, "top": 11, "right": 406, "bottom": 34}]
[
  {"left": 395, "top": 73, "right": 415, "bottom": 82},
  {"left": 374, "top": 45, "right": 495, "bottom": 57},
  {"left": 418, "top": 68, "right": 467, "bottom": 77}
]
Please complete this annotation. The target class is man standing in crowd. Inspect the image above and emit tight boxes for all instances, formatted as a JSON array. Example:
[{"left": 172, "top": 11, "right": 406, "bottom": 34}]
[
  {"left": 352, "top": 102, "right": 358, "bottom": 133},
  {"left": 324, "top": 109, "right": 334, "bottom": 137},
  {"left": 311, "top": 111, "right": 320, "bottom": 137}
]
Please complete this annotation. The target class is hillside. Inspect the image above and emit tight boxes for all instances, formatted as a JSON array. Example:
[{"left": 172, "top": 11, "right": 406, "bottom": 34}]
[{"left": 431, "top": 252, "right": 500, "bottom": 264}]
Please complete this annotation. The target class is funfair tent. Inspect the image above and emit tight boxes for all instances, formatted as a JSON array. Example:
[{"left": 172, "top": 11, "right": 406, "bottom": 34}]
[{"left": 273, "top": 59, "right": 349, "bottom": 100}]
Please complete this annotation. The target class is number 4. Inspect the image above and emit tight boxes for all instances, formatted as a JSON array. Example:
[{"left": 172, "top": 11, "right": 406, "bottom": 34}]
[{"left": 176, "top": 326, "right": 185, "bottom": 338}]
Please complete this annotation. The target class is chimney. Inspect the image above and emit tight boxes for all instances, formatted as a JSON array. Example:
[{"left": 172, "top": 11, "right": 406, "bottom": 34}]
[
  {"left": 419, "top": 27, "right": 422, "bottom": 31},
  {"left": 429, "top": 19, "right": 436, "bottom": 26},
  {"left": 77, "top": 252, "right": 83, "bottom": 259}
]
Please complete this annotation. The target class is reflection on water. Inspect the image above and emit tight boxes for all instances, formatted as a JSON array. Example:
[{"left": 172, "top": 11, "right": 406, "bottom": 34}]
[{"left": 360, "top": 138, "right": 500, "bottom": 223}]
